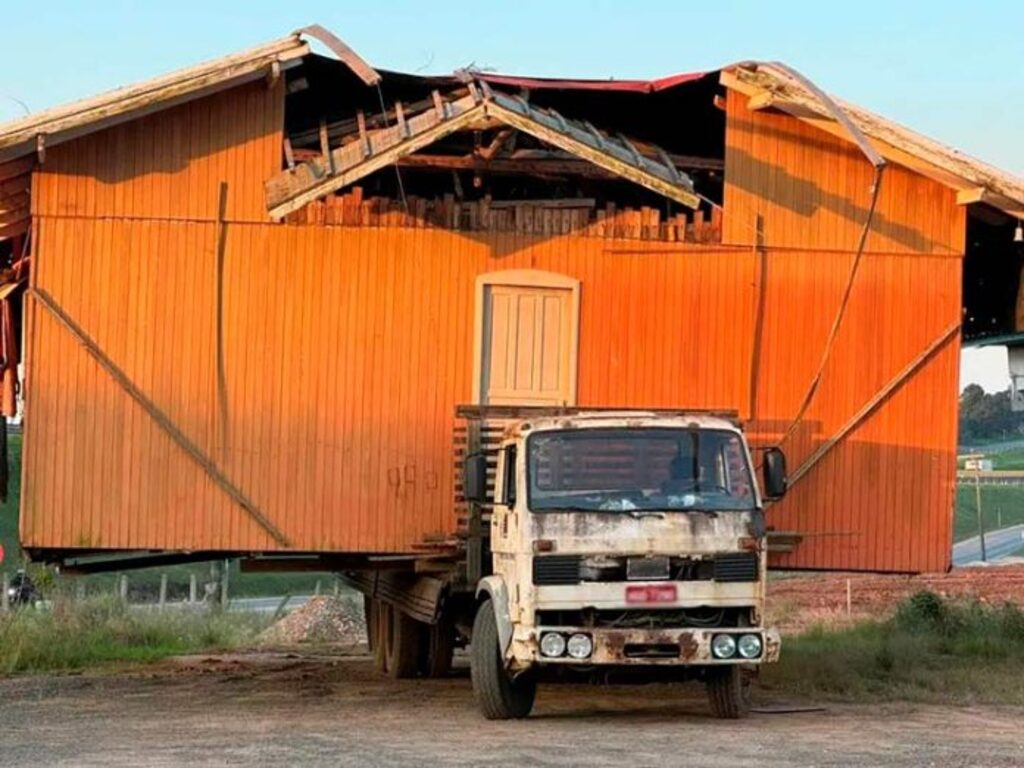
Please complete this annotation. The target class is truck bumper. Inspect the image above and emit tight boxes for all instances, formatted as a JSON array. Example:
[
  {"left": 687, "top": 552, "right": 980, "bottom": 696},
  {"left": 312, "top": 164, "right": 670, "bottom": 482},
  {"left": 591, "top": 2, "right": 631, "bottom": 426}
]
[{"left": 515, "top": 626, "right": 781, "bottom": 666}]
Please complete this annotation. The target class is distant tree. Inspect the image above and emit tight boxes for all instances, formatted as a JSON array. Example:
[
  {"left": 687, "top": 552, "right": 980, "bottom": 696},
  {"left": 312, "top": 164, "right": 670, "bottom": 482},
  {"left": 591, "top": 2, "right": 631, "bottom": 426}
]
[{"left": 959, "top": 384, "right": 1024, "bottom": 443}]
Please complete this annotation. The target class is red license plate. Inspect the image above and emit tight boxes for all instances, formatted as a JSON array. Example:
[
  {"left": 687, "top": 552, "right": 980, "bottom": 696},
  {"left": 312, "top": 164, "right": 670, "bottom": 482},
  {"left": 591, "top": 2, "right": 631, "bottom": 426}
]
[{"left": 626, "top": 584, "right": 678, "bottom": 604}]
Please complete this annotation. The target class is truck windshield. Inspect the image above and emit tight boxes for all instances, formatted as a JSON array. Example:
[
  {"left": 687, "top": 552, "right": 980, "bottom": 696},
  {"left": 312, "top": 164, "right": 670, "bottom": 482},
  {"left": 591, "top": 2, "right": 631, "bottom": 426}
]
[{"left": 527, "top": 428, "right": 755, "bottom": 512}]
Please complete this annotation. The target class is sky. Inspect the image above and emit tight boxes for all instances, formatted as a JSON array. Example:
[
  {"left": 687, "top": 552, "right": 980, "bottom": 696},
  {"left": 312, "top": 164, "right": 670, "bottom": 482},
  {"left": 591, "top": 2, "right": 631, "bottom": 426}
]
[{"left": 2, "top": 1, "right": 1021, "bottom": 391}]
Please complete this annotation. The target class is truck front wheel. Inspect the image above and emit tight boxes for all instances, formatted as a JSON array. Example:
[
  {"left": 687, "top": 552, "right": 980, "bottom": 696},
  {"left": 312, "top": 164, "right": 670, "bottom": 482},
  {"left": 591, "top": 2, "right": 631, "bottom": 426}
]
[
  {"left": 705, "top": 665, "right": 752, "bottom": 719},
  {"left": 470, "top": 600, "right": 535, "bottom": 719}
]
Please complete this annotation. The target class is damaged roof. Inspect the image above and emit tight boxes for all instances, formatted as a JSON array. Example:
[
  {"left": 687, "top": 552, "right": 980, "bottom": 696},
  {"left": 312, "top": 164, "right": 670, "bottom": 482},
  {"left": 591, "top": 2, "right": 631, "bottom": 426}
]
[{"left": 0, "top": 25, "right": 1021, "bottom": 217}]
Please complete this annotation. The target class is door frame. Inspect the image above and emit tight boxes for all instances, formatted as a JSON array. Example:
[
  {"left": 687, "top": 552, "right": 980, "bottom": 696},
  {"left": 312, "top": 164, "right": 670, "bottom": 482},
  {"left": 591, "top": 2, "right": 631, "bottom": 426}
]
[{"left": 472, "top": 269, "right": 581, "bottom": 405}]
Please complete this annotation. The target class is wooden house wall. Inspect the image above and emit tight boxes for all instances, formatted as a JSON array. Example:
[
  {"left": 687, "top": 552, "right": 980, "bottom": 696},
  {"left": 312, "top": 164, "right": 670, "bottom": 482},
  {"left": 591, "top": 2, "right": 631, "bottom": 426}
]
[
  {"left": 723, "top": 87, "right": 964, "bottom": 572},
  {"left": 19, "top": 81, "right": 965, "bottom": 571}
]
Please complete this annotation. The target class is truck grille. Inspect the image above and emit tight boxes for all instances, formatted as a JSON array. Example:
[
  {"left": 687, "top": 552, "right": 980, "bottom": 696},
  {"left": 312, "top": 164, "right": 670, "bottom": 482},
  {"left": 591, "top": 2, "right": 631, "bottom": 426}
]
[
  {"left": 532, "top": 555, "right": 581, "bottom": 585},
  {"left": 713, "top": 553, "right": 759, "bottom": 582}
]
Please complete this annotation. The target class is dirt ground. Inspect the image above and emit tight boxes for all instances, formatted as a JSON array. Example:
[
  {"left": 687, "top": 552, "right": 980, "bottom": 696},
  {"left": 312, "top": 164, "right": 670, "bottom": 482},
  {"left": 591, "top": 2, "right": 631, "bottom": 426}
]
[{"left": 0, "top": 651, "right": 1020, "bottom": 767}]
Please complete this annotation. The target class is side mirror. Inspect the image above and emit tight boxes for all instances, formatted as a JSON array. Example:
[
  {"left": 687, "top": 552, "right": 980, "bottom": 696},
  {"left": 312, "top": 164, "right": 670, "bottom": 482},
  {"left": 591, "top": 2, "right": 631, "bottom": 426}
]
[
  {"left": 462, "top": 453, "right": 488, "bottom": 503},
  {"left": 762, "top": 448, "right": 788, "bottom": 501}
]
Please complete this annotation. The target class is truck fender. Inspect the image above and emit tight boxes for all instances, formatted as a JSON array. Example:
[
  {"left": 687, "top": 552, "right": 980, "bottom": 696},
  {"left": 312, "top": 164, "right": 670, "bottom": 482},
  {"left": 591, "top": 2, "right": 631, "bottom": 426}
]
[{"left": 475, "top": 576, "right": 513, "bottom": 656}]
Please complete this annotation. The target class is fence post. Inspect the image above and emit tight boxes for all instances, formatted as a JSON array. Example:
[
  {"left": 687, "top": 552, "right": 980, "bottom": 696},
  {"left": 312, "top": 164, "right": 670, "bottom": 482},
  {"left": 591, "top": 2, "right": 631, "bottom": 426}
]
[
  {"left": 159, "top": 573, "right": 168, "bottom": 610},
  {"left": 76, "top": 579, "right": 86, "bottom": 602},
  {"left": 189, "top": 573, "right": 198, "bottom": 604},
  {"left": 119, "top": 573, "right": 128, "bottom": 602},
  {"left": 315, "top": 579, "right": 322, "bottom": 597},
  {"left": 220, "top": 559, "right": 229, "bottom": 609},
  {"left": 1, "top": 571, "right": 8, "bottom": 612}
]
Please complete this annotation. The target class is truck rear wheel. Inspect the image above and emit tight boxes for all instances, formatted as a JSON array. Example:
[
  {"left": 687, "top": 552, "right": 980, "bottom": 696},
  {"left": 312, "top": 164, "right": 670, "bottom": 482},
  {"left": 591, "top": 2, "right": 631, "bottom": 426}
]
[
  {"left": 419, "top": 617, "right": 455, "bottom": 678},
  {"left": 382, "top": 603, "right": 419, "bottom": 679},
  {"left": 470, "top": 599, "right": 535, "bottom": 719},
  {"left": 705, "top": 665, "right": 752, "bottom": 719}
]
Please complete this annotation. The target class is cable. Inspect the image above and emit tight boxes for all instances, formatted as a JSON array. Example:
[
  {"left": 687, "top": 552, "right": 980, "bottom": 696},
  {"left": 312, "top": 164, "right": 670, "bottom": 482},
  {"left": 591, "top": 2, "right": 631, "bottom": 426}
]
[{"left": 374, "top": 82, "right": 409, "bottom": 214}]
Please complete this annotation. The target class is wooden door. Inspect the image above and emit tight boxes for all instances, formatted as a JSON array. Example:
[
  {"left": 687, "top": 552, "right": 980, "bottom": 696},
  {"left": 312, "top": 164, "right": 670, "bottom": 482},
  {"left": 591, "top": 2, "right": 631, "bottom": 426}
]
[{"left": 480, "top": 282, "right": 576, "bottom": 405}]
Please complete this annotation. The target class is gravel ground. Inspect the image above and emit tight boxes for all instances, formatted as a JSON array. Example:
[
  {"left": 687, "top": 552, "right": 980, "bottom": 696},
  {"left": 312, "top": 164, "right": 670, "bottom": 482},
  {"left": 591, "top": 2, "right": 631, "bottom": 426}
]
[
  {"left": 259, "top": 595, "right": 366, "bottom": 645},
  {"left": 0, "top": 651, "right": 1020, "bottom": 767}
]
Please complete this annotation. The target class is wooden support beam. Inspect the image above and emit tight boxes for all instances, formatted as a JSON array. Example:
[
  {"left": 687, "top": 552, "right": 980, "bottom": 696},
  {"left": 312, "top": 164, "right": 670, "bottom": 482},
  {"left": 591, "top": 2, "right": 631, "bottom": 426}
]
[
  {"left": 395, "top": 101, "right": 409, "bottom": 139},
  {"left": 786, "top": 321, "right": 961, "bottom": 489},
  {"left": 432, "top": 90, "right": 445, "bottom": 120},
  {"left": 747, "top": 91, "right": 780, "bottom": 111},
  {"left": 356, "top": 110, "right": 371, "bottom": 158},
  {"left": 483, "top": 99, "right": 700, "bottom": 208},
  {"left": 956, "top": 187, "right": 989, "bottom": 206},
  {"left": 319, "top": 120, "right": 335, "bottom": 175}
]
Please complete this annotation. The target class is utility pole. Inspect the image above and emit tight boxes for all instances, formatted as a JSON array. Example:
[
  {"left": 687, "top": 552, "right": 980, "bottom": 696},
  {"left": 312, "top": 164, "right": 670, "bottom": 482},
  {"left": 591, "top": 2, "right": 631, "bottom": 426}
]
[{"left": 963, "top": 453, "right": 988, "bottom": 562}]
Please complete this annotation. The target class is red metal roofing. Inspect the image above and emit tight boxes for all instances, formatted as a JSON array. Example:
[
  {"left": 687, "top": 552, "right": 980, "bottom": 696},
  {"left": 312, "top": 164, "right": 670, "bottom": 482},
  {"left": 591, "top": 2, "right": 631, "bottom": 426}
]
[{"left": 475, "top": 71, "right": 708, "bottom": 93}]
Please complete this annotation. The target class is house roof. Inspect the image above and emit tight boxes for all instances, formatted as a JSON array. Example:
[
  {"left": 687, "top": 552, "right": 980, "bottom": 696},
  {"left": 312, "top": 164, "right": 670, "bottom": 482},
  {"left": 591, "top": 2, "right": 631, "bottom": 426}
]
[
  {"left": 720, "top": 62, "right": 1024, "bottom": 217},
  {"left": 0, "top": 26, "right": 1021, "bottom": 217}
]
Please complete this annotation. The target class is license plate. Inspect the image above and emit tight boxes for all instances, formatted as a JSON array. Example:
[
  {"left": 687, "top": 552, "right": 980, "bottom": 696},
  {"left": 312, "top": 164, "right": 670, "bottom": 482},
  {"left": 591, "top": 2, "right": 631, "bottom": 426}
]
[
  {"left": 627, "top": 556, "right": 670, "bottom": 581},
  {"left": 626, "top": 584, "right": 678, "bottom": 604}
]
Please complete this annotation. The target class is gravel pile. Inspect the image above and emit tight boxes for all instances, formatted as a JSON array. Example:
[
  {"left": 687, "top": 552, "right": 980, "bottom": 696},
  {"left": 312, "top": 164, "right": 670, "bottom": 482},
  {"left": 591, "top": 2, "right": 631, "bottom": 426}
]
[{"left": 260, "top": 596, "right": 367, "bottom": 646}]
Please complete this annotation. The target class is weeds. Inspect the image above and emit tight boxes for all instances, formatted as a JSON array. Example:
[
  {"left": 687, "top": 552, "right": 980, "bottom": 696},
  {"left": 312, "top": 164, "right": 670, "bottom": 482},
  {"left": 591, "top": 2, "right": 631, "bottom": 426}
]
[
  {"left": 762, "top": 591, "right": 1024, "bottom": 704},
  {"left": 0, "top": 595, "right": 267, "bottom": 675}
]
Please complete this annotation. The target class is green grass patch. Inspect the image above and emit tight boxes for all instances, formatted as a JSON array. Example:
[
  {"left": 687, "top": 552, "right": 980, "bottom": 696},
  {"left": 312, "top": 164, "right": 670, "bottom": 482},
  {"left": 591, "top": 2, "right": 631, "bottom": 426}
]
[
  {"left": 0, "top": 594, "right": 268, "bottom": 675},
  {"left": 762, "top": 592, "right": 1024, "bottom": 704},
  {"left": 954, "top": 484, "right": 1024, "bottom": 541}
]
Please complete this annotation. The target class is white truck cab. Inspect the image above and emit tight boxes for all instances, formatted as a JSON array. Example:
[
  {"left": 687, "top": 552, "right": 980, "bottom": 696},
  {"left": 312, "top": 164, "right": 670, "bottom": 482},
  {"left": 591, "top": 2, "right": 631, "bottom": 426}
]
[{"left": 463, "top": 410, "right": 787, "bottom": 719}]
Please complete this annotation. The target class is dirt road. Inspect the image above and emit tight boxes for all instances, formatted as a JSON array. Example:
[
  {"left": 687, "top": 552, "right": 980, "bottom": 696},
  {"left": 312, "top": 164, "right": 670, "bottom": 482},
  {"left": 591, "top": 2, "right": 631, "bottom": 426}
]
[{"left": 0, "top": 652, "right": 1020, "bottom": 767}]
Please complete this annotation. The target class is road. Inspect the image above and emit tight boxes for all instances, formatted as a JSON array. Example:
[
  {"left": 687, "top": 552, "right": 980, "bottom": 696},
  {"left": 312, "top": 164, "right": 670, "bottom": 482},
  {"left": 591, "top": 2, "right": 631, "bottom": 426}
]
[
  {"left": 228, "top": 595, "right": 311, "bottom": 614},
  {"left": 0, "top": 652, "right": 1020, "bottom": 767},
  {"left": 953, "top": 524, "right": 1024, "bottom": 565}
]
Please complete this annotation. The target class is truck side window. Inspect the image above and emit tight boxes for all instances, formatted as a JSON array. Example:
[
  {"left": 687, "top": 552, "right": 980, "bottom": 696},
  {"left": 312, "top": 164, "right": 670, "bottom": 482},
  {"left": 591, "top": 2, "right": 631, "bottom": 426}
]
[{"left": 503, "top": 446, "right": 517, "bottom": 506}]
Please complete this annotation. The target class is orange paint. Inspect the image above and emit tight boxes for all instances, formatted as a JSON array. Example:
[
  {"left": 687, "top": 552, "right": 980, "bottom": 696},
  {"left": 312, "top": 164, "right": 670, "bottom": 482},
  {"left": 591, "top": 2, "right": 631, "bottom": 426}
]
[{"left": 18, "top": 81, "right": 964, "bottom": 572}]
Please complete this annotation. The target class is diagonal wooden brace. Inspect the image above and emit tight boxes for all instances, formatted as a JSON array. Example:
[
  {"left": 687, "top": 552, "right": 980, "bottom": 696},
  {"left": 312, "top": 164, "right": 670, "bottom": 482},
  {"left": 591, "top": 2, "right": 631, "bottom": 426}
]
[{"left": 30, "top": 287, "right": 291, "bottom": 547}]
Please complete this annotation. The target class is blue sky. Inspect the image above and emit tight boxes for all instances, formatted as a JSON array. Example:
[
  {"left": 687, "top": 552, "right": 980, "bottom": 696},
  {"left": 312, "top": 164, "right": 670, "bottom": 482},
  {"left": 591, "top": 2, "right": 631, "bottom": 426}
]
[{"left": 2, "top": 1, "right": 1021, "bottom": 389}]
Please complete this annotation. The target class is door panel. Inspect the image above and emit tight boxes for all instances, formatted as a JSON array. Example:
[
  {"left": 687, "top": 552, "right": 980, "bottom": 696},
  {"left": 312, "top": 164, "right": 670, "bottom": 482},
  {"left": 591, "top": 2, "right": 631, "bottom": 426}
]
[{"left": 482, "top": 285, "right": 573, "bottom": 405}]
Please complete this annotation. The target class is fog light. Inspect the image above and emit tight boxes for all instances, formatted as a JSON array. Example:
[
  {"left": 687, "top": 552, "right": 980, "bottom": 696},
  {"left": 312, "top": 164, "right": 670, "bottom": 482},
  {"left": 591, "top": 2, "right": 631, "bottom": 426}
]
[
  {"left": 711, "top": 633, "right": 737, "bottom": 659},
  {"left": 566, "top": 633, "right": 593, "bottom": 659},
  {"left": 540, "top": 632, "right": 566, "bottom": 658},
  {"left": 737, "top": 633, "right": 762, "bottom": 659}
]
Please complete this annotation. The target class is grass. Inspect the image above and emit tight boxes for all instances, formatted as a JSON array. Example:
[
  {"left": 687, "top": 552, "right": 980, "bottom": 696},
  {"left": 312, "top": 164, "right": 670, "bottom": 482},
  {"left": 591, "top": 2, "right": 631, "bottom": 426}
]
[
  {"left": 0, "top": 594, "right": 268, "bottom": 675},
  {"left": 954, "top": 484, "right": 1024, "bottom": 541},
  {"left": 762, "top": 592, "right": 1024, "bottom": 704}
]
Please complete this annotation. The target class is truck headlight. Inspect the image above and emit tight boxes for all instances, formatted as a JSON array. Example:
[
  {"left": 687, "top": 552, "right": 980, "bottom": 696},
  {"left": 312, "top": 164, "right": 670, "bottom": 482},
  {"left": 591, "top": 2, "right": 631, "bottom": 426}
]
[
  {"left": 711, "top": 634, "right": 737, "bottom": 659},
  {"left": 540, "top": 632, "right": 566, "bottom": 658},
  {"left": 566, "top": 633, "right": 593, "bottom": 659},
  {"left": 737, "top": 633, "right": 762, "bottom": 659}
]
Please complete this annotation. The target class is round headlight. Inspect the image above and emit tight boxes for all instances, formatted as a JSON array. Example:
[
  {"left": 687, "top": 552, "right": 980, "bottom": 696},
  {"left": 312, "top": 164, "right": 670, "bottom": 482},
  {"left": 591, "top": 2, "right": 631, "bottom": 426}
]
[
  {"left": 711, "top": 633, "right": 737, "bottom": 659},
  {"left": 566, "top": 633, "right": 593, "bottom": 660},
  {"left": 737, "top": 633, "right": 762, "bottom": 659},
  {"left": 540, "top": 632, "right": 567, "bottom": 658}
]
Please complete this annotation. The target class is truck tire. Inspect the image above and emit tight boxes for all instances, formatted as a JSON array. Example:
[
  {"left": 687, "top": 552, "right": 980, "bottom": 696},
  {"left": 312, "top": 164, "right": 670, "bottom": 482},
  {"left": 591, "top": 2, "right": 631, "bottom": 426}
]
[
  {"left": 383, "top": 603, "right": 419, "bottom": 679},
  {"left": 706, "top": 665, "right": 752, "bottom": 719},
  {"left": 419, "top": 617, "right": 455, "bottom": 678},
  {"left": 470, "top": 600, "right": 535, "bottom": 719}
]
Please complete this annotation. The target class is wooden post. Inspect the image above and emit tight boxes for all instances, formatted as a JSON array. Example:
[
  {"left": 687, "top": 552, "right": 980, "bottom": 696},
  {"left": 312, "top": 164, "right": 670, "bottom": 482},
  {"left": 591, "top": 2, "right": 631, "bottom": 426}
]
[
  {"left": 975, "top": 468, "right": 987, "bottom": 562},
  {"left": 76, "top": 579, "right": 86, "bottom": 602},
  {"left": 845, "top": 579, "right": 852, "bottom": 617},
  {"left": 314, "top": 580, "right": 322, "bottom": 597},
  {"left": 189, "top": 573, "right": 198, "bottom": 604},
  {"left": 159, "top": 573, "right": 168, "bottom": 610},
  {"left": 220, "top": 560, "right": 230, "bottom": 609},
  {"left": 119, "top": 574, "right": 128, "bottom": 602},
  {"left": 1, "top": 572, "right": 8, "bottom": 612}
]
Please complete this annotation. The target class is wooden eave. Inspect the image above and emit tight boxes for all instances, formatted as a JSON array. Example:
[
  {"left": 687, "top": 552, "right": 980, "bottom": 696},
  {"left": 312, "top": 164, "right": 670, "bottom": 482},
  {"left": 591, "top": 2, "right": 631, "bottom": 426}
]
[
  {"left": 720, "top": 65, "right": 1024, "bottom": 218},
  {"left": 265, "top": 82, "right": 700, "bottom": 219}
]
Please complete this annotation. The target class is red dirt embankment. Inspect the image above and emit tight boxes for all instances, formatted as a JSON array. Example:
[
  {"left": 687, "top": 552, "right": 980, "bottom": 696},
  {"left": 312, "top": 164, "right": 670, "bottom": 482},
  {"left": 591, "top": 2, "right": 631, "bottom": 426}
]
[{"left": 767, "top": 565, "right": 1024, "bottom": 633}]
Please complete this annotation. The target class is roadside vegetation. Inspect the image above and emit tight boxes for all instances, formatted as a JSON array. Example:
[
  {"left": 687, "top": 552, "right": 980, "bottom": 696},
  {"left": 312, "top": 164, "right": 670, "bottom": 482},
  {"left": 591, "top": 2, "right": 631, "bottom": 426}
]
[
  {"left": 953, "top": 484, "right": 1024, "bottom": 540},
  {"left": 762, "top": 592, "right": 1024, "bottom": 704},
  {"left": 0, "top": 594, "right": 268, "bottom": 674}
]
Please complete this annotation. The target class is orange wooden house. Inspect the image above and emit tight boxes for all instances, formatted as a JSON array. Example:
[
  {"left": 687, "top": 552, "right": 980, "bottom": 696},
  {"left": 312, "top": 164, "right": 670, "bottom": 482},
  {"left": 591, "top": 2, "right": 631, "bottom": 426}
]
[{"left": 0, "top": 26, "right": 1021, "bottom": 573}]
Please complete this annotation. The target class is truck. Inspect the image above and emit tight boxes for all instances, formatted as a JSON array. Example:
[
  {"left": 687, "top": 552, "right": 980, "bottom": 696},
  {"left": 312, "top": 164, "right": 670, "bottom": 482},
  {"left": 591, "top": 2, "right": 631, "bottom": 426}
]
[{"left": 355, "top": 406, "right": 788, "bottom": 719}]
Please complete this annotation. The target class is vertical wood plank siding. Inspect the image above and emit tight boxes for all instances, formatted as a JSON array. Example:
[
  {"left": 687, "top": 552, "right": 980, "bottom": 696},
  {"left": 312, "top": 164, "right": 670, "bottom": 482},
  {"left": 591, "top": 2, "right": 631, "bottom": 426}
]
[
  {"left": 20, "top": 81, "right": 964, "bottom": 572},
  {"left": 723, "top": 89, "right": 964, "bottom": 572}
]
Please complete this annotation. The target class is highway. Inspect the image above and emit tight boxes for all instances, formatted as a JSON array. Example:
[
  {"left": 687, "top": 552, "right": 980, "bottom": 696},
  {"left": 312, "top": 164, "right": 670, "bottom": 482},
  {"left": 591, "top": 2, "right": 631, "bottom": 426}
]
[{"left": 952, "top": 524, "right": 1024, "bottom": 565}]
